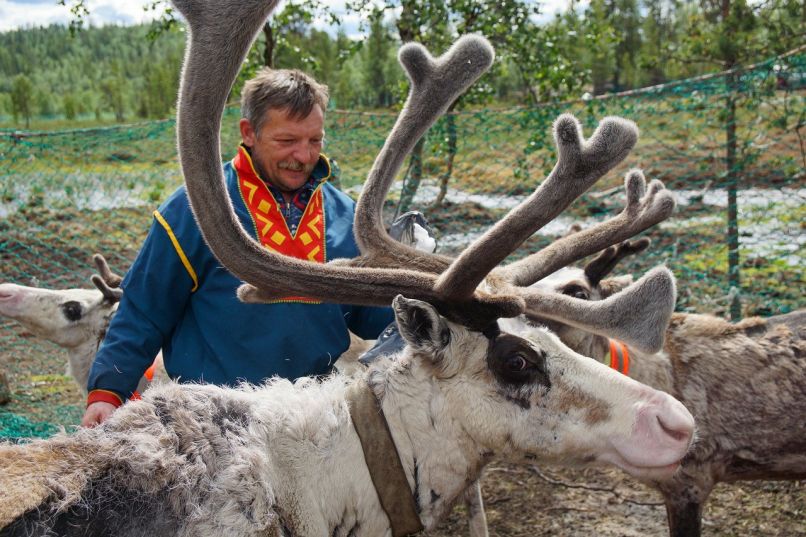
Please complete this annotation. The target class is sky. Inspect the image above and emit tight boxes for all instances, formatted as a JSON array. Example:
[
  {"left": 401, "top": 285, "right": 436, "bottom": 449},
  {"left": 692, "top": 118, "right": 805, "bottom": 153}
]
[{"left": 0, "top": 0, "right": 572, "bottom": 34}]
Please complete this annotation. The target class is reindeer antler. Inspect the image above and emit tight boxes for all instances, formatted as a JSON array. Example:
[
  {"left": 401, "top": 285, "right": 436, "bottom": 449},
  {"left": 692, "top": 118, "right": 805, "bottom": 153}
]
[
  {"left": 93, "top": 254, "right": 123, "bottom": 288},
  {"left": 520, "top": 266, "right": 675, "bottom": 353},
  {"left": 90, "top": 254, "right": 123, "bottom": 302},
  {"left": 497, "top": 170, "right": 674, "bottom": 287},
  {"left": 91, "top": 275, "right": 123, "bottom": 302},
  {"left": 583, "top": 238, "right": 651, "bottom": 286},
  {"left": 347, "top": 37, "right": 492, "bottom": 274}
]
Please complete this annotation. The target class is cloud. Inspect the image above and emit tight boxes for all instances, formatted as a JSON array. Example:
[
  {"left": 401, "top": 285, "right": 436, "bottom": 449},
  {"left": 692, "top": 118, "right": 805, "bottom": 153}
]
[
  {"left": 0, "top": 0, "right": 158, "bottom": 31},
  {"left": 5, "top": 0, "right": 57, "bottom": 5}
]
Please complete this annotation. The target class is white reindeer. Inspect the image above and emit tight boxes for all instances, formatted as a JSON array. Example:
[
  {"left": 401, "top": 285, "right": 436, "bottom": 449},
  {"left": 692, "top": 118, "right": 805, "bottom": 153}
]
[
  {"left": 1, "top": 6, "right": 691, "bottom": 535},
  {"left": 0, "top": 256, "right": 164, "bottom": 397},
  {"left": 510, "top": 239, "right": 806, "bottom": 537}
]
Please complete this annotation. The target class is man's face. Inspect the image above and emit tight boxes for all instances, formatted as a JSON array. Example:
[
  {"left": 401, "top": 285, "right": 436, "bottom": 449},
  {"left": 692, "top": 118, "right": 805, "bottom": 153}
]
[{"left": 239, "top": 105, "right": 325, "bottom": 194}]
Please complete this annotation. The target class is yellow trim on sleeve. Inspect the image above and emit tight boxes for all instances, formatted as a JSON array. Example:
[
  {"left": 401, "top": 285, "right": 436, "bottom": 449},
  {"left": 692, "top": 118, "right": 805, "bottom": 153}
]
[{"left": 153, "top": 209, "right": 199, "bottom": 292}]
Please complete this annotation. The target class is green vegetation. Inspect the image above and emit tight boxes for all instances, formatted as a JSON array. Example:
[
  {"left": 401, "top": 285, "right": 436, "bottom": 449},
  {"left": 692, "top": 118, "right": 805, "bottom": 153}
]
[
  {"left": 0, "top": 24, "right": 185, "bottom": 126},
  {"left": 1, "top": 0, "right": 801, "bottom": 127}
]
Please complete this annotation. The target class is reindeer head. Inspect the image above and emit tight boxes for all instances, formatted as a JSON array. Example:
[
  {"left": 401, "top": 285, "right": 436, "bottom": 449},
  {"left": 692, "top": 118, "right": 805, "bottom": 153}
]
[
  {"left": 170, "top": 0, "right": 692, "bottom": 479},
  {"left": 0, "top": 255, "right": 122, "bottom": 349},
  {"left": 0, "top": 287, "right": 113, "bottom": 350},
  {"left": 389, "top": 295, "right": 692, "bottom": 481}
]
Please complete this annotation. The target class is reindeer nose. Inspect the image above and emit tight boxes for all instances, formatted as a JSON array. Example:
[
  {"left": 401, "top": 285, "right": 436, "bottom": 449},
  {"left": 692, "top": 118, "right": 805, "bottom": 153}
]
[
  {"left": 656, "top": 400, "right": 694, "bottom": 444},
  {"left": 0, "top": 283, "right": 21, "bottom": 303},
  {"left": 634, "top": 393, "right": 695, "bottom": 464},
  {"left": 608, "top": 389, "right": 694, "bottom": 472}
]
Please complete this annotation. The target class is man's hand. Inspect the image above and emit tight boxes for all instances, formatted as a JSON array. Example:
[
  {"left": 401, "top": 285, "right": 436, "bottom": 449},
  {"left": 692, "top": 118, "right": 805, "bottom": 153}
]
[{"left": 81, "top": 401, "right": 117, "bottom": 427}]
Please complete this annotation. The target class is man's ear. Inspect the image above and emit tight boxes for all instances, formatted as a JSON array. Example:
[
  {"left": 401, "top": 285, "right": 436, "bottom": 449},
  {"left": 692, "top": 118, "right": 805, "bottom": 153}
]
[
  {"left": 598, "top": 275, "right": 634, "bottom": 298},
  {"left": 239, "top": 118, "right": 257, "bottom": 147},
  {"left": 393, "top": 295, "right": 451, "bottom": 358}
]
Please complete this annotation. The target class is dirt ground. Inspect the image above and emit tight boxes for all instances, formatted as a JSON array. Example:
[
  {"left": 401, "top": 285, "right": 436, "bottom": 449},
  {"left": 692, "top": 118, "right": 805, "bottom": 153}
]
[
  {"left": 0, "top": 336, "right": 804, "bottom": 536},
  {"left": 431, "top": 464, "right": 805, "bottom": 536}
]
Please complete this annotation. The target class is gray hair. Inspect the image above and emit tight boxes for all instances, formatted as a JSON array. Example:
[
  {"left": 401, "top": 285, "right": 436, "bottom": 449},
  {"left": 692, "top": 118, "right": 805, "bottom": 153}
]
[{"left": 240, "top": 68, "right": 329, "bottom": 134}]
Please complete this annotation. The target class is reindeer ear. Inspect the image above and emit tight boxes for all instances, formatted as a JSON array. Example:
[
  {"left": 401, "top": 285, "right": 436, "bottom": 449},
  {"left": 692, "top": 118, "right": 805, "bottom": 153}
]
[
  {"left": 393, "top": 295, "right": 451, "bottom": 357},
  {"left": 598, "top": 275, "right": 634, "bottom": 298}
]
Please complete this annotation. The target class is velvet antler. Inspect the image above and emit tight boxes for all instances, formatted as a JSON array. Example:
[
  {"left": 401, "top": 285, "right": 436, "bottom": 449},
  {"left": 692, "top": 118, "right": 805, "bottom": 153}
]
[
  {"left": 90, "top": 254, "right": 123, "bottom": 302},
  {"left": 583, "top": 238, "right": 651, "bottom": 287},
  {"left": 497, "top": 169, "right": 673, "bottom": 287}
]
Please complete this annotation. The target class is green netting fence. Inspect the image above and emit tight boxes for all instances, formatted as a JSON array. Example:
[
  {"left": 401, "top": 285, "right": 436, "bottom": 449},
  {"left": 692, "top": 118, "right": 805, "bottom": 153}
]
[{"left": 1, "top": 51, "right": 804, "bottom": 439}]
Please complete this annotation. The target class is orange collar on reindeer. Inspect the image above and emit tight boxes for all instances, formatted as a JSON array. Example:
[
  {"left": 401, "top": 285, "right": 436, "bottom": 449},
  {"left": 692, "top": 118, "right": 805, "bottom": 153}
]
[
  {"left": 233, "top": 146, "right": 326, "bottom": 304},
  {"left": 608, "top": 339, "right": 630, "bottom": 376}
]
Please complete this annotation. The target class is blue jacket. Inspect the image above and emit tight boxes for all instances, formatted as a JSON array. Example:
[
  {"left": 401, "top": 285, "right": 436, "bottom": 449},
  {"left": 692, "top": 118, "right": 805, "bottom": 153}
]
[{"left": 87, "top": 152, "right": 393, "bottom": 406}]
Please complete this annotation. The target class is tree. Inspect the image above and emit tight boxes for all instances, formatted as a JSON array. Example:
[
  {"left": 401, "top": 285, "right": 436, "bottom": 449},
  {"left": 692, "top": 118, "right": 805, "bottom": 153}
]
[
  {"left": 364, "top": 9, "right": 396, "bottom": 108},
  {"left": 100, "top": 74, "right": 127, "bottom": 122},
  {"left": 677, "top": 0, "right": 803, "bottom": 319},
  {"left": 11, "top": 74, "right": 34, "bottom": 127},
  {"left": 63, "top": 94, "right": 78, "bottom": 121}
]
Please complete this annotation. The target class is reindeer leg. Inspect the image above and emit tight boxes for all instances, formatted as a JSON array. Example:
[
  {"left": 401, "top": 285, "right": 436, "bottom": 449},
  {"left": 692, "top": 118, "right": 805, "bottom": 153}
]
[
  {"left": 665, "top": 497, "right": 703, "bottom": 537},
  {"left": 660, "top": 478, "right": 712, "bottom": 537},
  {"left": 463, "top": 480, "right": 489, "bottom": 537}
]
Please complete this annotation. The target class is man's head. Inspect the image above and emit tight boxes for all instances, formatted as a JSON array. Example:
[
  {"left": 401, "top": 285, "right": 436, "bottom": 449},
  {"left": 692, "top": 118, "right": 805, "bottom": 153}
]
[{"left": 239, "top": 68, "right": 329, "bottom": 195}]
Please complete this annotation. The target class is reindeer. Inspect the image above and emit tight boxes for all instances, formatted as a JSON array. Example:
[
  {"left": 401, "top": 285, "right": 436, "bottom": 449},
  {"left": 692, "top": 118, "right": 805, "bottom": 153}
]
[
  {"left": 1, "top": 4, "right": 691, "bottom": 535},
  {"left": 0, "top": 255, "right": 164, "bottom": 398},
  {"left": 509, "top": 239, "right": 806, "bottom": 537}
]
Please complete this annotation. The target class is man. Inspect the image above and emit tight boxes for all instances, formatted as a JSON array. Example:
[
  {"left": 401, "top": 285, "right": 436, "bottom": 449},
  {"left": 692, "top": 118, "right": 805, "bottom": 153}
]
[{"left": 82, "top": 68, "right": 393, "bottom": 426}]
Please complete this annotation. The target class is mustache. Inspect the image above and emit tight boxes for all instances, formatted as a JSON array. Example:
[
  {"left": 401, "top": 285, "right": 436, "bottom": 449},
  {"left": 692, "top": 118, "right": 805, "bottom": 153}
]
[{"left": 278, "top": 161, "right": 315, "bottom": 173}]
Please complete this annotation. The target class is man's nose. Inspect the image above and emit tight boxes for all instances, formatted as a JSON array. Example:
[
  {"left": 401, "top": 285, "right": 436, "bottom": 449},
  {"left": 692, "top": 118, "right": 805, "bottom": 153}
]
[{"left": 291, "top": 142, "right": 319, "bottom": 164}]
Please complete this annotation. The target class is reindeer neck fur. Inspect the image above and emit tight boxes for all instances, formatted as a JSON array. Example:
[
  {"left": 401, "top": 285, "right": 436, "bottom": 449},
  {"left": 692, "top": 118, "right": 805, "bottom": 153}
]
[
  {"left": 366, "top": 352, "right": 493, "bottom": 529},
  {"left": 67, "top": 338, "right": 100, "bottom": 396}
]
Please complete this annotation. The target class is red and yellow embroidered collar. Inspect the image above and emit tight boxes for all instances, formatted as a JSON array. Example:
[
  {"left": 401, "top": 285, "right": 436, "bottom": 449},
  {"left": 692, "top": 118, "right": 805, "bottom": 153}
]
[{"left": 233, "top": 146, "right": 326, "bottom": 303}]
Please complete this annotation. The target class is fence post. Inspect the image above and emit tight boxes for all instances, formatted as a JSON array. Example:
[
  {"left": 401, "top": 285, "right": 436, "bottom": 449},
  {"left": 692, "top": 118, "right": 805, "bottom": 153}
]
[{"left": 725, "top": 70, "right": 742, "bottom": 320}]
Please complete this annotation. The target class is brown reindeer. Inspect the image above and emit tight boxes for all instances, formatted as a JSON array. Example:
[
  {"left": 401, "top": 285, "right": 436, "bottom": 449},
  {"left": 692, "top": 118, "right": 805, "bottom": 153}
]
[{"left": 511, "top": 239, "right": 806, "bottom": 537}]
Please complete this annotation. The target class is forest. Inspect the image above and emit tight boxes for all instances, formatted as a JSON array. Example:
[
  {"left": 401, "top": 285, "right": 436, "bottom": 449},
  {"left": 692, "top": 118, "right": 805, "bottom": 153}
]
[{"left": 0, "top": 0, "right": 802, "bottom": 128}]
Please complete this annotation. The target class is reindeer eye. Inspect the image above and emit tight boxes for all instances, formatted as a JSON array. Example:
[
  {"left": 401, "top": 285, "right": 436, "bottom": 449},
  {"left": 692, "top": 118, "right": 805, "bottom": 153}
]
[
  {"left": 562, "top": 285, "right": 589, "bottom": 300},
  {"left": 61, "top": 301, "right": 83, "bottom": 322},
  {"left": 505, "top": 354, "right": 529, "bottom": 372}
]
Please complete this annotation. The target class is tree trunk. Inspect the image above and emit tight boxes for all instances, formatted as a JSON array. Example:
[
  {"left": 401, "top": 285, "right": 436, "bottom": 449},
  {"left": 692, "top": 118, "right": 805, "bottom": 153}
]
[
  {"left": 398, "top": 136, "right": 426, "bottom": 214},
  {"left": 263, "top": 22, "right": 275, "bottom": 68},
  {"left": 432, "top": 111, "right": 458, "bottom": 208},
  {"left": 0, "top": 369, "right": 11, "bottom": 405}
]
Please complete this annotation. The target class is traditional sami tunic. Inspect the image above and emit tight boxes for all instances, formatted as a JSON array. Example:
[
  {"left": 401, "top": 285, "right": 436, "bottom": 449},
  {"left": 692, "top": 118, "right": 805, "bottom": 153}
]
[{"left": 87, "top": 148, "right": 394, "bottom": 407}]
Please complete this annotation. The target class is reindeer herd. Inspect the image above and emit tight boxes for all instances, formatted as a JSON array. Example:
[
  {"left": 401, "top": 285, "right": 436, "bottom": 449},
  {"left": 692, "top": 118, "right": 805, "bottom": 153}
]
[{"left": 0, "top": 0, "right": 802, "bottom": 535}]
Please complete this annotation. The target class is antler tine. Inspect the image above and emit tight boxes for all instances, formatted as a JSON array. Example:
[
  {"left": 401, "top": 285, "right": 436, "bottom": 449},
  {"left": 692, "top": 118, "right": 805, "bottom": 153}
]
[
  {"left": 583, "top": 237, "right": 651, "bottom": 286},
  {"left": 92, "top": 254, "right": 123, "bottom": 288},
  {"left": 348, "top": 35, "right": 494, "bottom": 274},
  {"left": 171, "top": 4, "right": 524, "bottom": 325},
  {"left": 434, "top": 114, "right": 639, "bottom": 301},
  {"left": 91, "top": 274, "right": 124, "bottom": 302},
  {"left": 497, "top": 169, "right": 675, "bottom": 287},
  {"left": 521, "top": 266, "right": 676, "bottom": 353}
]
